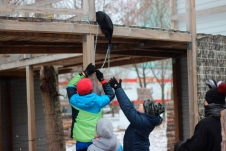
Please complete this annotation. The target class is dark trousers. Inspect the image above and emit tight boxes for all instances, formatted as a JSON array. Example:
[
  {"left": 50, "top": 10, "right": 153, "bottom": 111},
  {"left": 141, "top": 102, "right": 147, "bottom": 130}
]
[{"left": 77, "top": 149, "right": 87, "bottom": 151}]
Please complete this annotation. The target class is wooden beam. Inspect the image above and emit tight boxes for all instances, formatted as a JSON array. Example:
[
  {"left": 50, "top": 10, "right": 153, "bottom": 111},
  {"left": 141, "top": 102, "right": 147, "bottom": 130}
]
[
  {"left": 0, "top": 71, "right": 26, "bottom": 76},
  {"left": 0, "top": 80, "right": 2, "bottom": 151},
  {"left": 6, "top": 79, "right": 12, "bottom": 151},
  {"left": 26, "top": 65, "right": 36, "bottom": 151},
  {"left": 28, "top": 0, "right": 63, "bottom": 7},
  {"left": 172, "top": 58, "right": 182, "bottom": 141},
  {"left": 0, "top": 54, "right": 82, "bottom": 71},
  {"left": 83, "top": 34, "right": 95, "bottom": 67},
  {"left": 0, "top": 31, "right": 82, "bottom": 41},
  {"left": 95, "top": 57, "right": 158, "bottom": 68},
  {"left": 83, "top": 0, "right": 96, "bottom": 22},
  {"left": 170, "top": 0, "right": 178, "bottom": 29},
  {"left": 0, "top": 21, "right": 192, "bottom": 42},
  {"left": 0, "top": 47, "right": 83, "bottom": 54},
  {"left": 105, "top": 50, "right": 184, "bottom": 58},
  {"left": 0, "top": 4, "right": 84, "bottom": 16},
  {"left": 171, "top": 5, "right": 226, "bottom": 20},
  {"left": 186, "top": 0, "right": 198, "bottom": 136}
]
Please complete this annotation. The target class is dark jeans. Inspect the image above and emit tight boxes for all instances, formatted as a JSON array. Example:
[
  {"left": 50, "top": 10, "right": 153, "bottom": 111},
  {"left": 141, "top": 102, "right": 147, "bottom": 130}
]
[{"left": 77, "top": 149, "right": 87, "bottom": 151}]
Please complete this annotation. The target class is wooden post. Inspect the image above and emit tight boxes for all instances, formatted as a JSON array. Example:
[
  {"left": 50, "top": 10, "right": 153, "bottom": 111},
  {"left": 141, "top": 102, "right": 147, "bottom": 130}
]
[
  {"left": 26, "top": 65, "right": 36, "bottom": 151},
  {"left": 221, "top": 109, "right": 226, "bottom": 150},
  {"left": 40, "top": 66, "right": 65, "bottom": 151},
  {"left": 172, "top": 58, "right": 182, "bottom": 141},
  {"left": 6, "top": 79, "right": 12, "bottom": 151},
  {"left": 170, "top": 0, "right": 178, "bottom": 29},
  {"left": 83, "top": 0, "right": 96, "bottom": 22},
  {"left": 185, "top": 0, "right": 198, "bottom": 136},
  {"left": 0, "top": 80, "right": 2, "bottom": 151},
  {"left": 83, "top": 34, "right": 95, "bottom": 67}
]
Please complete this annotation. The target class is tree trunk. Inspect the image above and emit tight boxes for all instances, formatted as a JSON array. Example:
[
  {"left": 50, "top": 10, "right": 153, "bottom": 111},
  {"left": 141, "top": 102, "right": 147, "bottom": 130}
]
[{"left": 40, "top": 66, "right": 65, "bottom": 151}]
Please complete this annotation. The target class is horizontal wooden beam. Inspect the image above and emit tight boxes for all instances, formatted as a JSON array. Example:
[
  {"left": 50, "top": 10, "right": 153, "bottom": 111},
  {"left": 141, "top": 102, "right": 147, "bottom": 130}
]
[
  {"left": 0, "top": 54, "right": 82, "bottom": 71},
  {"left": 0, "top": 31, "right": 82, "bottom": 42},
  {"left": 27, "top": 0, "right": 64, "bottom": 7},
  {"left": 171, "top": 5, "right": 226, "bottom": 20},
  {"left": 95, "top": 57, "right": 161, "bottom": 68},
  {"left": 0, "top": 47, "right": 82, "bottom": 53},
  {"left": 0, "top": 4, "right": 84, "bottom": 15},
  {"left": 0, "top": 21, "right": 191, "bottom": 42},
  {"left": 105, "top": 50, "right": 183, "bottom": 58}
]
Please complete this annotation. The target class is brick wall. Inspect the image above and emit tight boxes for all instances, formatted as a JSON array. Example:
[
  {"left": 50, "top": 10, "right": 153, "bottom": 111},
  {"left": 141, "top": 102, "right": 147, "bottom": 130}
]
[
  {"left": 197, "top": 35, "right": 226, "bottom": 119},
  {"left": 166, "top": 101, "right": 175, "bottom": 151}
]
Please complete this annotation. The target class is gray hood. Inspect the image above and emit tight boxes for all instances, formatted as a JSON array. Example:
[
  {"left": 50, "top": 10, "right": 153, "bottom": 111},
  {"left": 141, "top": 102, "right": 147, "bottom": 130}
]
[
  {"left": 96, "top": 118, "right": 113, "bottom": 138},
  {"left": 88, "top": 118, "right": 121, "bottom": 151}
]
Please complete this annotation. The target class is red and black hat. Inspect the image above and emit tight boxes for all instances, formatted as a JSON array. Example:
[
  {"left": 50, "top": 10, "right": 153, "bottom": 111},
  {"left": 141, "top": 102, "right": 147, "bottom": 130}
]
[{"left": 205, "top": 79, "right": 226, "bottom": 105}]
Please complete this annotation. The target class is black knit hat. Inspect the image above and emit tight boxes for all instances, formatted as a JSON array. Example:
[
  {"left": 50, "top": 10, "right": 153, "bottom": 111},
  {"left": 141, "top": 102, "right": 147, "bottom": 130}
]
[{"left": 205, "top": 79, "right": 226, "bottom": 105}]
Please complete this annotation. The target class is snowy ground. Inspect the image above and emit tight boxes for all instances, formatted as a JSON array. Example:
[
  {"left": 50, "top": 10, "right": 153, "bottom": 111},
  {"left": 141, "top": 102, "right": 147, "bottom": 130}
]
[{"left": 66, "top": 113, "right": 167, "bottom": 151}]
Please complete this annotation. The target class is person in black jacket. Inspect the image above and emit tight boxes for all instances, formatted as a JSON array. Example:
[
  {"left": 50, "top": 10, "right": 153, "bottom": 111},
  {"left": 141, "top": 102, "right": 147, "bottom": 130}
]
[
  {"left": 109, "top": 77, "right": 165, "bottom": 151},
  {"left": 174, "top": 79, "right": 226, "bottom": 151}
]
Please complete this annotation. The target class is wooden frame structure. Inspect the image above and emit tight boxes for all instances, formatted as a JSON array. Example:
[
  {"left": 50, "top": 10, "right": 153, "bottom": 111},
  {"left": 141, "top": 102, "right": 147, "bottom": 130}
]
[{"left": 0, "top": 0, "right": 213, "bottom": 150}]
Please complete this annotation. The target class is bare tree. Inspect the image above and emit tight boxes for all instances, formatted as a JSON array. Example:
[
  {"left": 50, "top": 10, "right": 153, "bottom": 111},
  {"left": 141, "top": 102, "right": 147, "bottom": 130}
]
[
  {"left": 140, "top": 0, "right": 170, "bottom": 28},
  {"left": 149, "top": 59, "right": 172, "bottom": 120}
]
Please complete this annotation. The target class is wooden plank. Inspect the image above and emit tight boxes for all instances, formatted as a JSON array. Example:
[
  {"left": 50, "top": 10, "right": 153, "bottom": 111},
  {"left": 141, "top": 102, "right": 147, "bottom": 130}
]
[
  {"left": 0, "top": 21, "right": 192, "bottom": 42},
  {"left": 170, "top": 0, "right": 178, "bottom": 29},
  {"left": 171, "top": 5, "right": 226, "bottom": 21},
  {"left": 0, "top": 54, "right": 82, "bottom": 71},
  {"left": 6, "top": 79, "right": 12, "bottom": 151},
  {"left": 95, "top": 57, "right": 158, "bottom": 68},
  {"left": 83, "top": 0, "right": 96, "bottom": 22},
  {"left": 0, "top": 4, "right": 84, "bottom": 15},
  {"left": 221, "top": 109, "right": 226, "bottom": 150},
  {"left": 186, "top": 0, "right": 198, "bottom": 136},
  {"left": 172, "top": 58, "right": 182, "bottom": 142},
  {"left": 0, "top": 80, "right": 1, "bottom": 151},
  {"left": 26, "top": 65, "right": 36, "bottom": 151},
  {"left": 0, "top": 47, "right": 83, "bottom": 54},
  {"left": 83, "top": 34, "right": 95, "bottom": 67},
  {"left": 29, "top": 0, "right": 63, "bottom": 7}
]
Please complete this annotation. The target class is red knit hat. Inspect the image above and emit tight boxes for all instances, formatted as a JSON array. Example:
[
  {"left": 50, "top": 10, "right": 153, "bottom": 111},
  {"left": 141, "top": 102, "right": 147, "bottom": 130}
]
[{"left": 77, "top": 78, "right": 93, "bottom": 95}]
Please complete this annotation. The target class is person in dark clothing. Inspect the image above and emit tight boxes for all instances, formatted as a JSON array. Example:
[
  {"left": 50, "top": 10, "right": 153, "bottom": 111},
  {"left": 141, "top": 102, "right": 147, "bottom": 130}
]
[
  {"left": 109, "top": 77, "right": 165, "bottom": 151},
  {"left": 174, "top": 79, "right": 226, "bottom": 151},
  {"left": 66, "top": 63, "right": 115, "bottom": 151}
]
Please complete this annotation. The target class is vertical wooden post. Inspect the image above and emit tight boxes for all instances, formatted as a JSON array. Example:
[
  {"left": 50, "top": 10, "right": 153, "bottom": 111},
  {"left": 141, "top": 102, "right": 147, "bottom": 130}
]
[
  {"left": 0, "top": 80, "right": 2, "bottom": 151},
  {"left": 83, "top": 34, "right": 95, "bottom": 67},
  {"left": 40, "top": 66, "right": 65, "bottom": 151},
  {"left": 26, "top": 65, "right": 36, "bottom": 151},
  {"left": 83, "top": 34, "right": 100, "bottom": 93},
  {"left": 83, "top": 0, "right": 96, "bottom": 22},
  {"left": 221, "top": 109, "right": 226, "bottom": 150},
  {"left": 172, "top": 58, "right": 182, "bottom": 141},
  {"left": 185, "top": 0, "right": 198, "bottom": 136},
  {"left": 170, "top": 0, "right": 178, "bottom": 29},
  {"left": 6, "top": 79, "right": 12, "bottom": 151}
]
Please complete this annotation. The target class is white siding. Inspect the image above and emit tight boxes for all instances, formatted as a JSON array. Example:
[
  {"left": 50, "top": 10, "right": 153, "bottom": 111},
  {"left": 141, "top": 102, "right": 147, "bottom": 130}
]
[
  {"left": 180, "top": 58, "right": 190, "bottom": 140},
  {"left": 176, "top": 0, "right": 226, "bottom": 35}
]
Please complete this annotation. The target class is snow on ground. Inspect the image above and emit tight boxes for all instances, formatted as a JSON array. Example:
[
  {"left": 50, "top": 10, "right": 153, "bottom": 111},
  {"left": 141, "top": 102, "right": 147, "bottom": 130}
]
[{"left": 66, "top": 113, "right": 167, "bottom": 151}]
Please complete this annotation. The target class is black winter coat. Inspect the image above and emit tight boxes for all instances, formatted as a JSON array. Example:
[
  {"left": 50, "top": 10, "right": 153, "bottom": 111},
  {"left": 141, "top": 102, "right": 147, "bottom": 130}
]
[
  {"left": 115, "top": 88, "right": 163, "bottom": 151},
  {"left": 174, "top": 116, "right": 222, "bottom": 151}
]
